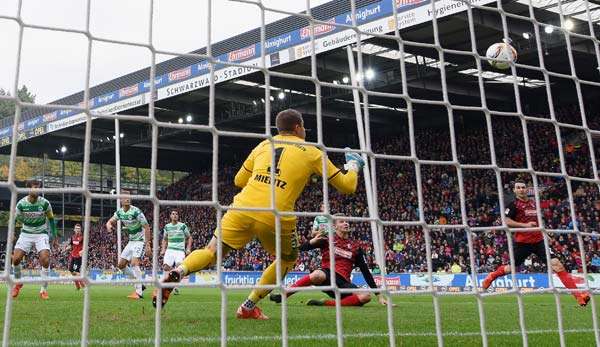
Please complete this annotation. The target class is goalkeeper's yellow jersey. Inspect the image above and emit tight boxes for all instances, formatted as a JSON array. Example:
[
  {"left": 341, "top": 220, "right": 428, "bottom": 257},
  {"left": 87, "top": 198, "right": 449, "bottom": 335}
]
[{"left": 232, "top": 134, "right": 358, "bottom": 227}]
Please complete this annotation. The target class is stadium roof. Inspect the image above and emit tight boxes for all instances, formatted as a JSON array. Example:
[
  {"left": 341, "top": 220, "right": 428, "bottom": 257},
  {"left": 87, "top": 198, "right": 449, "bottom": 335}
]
[
  {"left": 517, "top": 0, "right": 600, "bottom": 24},
  {"left": 2, "top": 0, "right": 599, "bottom": 172}
]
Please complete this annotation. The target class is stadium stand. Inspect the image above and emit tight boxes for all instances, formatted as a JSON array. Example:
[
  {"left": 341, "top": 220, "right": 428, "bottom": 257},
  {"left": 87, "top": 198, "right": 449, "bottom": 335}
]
[{"left": 17, "top": 104, "right": 600, "bottom": 276}]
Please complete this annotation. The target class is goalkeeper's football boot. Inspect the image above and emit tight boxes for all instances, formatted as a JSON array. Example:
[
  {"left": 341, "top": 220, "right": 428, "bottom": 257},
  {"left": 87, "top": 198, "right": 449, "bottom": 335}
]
[
  {"left": 269, "top": 293, "right": 282, "bottom": 304},
  {"left": 11, "top": 283, "right": 23, "bottom": 298},
  {"left": 236, "top": 305, "right": 269, "bottom": 320},
  {"left": 577, "top": 293, "right": 591, "bottom": 307},
  {"left": 152, "top": 270, "right": 181, "bottom": 309},
  {"left": 306, "top": 299, "right": 326, "bottom": 306}
]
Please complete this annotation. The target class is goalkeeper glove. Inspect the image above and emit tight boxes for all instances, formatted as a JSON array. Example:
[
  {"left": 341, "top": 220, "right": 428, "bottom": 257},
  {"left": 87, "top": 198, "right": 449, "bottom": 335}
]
[{"left": 344, "top": 148, "right": 365, "bottom": 172}]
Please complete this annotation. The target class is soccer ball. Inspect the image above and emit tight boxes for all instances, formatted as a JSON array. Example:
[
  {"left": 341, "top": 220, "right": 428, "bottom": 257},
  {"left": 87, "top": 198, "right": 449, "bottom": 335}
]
[
  {"left": 314, "top": 215, "right": 333, "bottom": 236},
  {"left": 486, "top": 42, "right": 517, "bottom": 70}
]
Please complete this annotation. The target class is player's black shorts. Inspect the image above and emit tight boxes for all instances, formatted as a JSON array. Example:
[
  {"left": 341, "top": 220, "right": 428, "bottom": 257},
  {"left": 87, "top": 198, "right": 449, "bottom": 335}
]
[
  {"left": 320, "top": 268, "right": 358, "bottom": 299},
  {"left": 513, "top": 241, "right": 558, "bottom": 267},
  {"left": 69, "top": 257, "right": 82, "bottom": 273}
]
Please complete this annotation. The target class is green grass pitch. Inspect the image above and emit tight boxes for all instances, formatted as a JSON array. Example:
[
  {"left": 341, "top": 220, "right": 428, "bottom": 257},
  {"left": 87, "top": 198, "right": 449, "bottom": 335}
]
[{"left": 0, "top": 285, "right": 597, "bottom": 346}]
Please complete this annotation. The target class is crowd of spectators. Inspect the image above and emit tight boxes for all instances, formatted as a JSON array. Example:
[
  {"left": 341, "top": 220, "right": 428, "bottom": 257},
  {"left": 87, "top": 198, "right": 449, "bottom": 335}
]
[{"left": 13, "top": 104, "right": 600, "bottom": 275}]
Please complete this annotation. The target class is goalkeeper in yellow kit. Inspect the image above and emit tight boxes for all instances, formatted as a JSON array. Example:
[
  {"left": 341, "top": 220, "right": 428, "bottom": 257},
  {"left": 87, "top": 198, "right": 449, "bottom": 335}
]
[{"left": 153, "top": 109, "right": 364, "bottom": 319}]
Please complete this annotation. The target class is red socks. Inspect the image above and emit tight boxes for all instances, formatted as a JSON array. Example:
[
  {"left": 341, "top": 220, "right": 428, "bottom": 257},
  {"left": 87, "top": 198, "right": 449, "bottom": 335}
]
[
  {"left": 490, "top": 265, "right": 507, "bottom": 281},
  {"left": 286, "top": 275, "right": 313, "bottom": 298},
  {"left": 556, "top": 271, "right": 580, "bottom": 298},
  {"left": 324, "top": 294, "right": 363, "bottom": 307},
  {"left": 287, "top": 276, "right": 365, "bottom": 306},
  {"left": 489, "top": 266, "right": 585, "bottom": 300}
]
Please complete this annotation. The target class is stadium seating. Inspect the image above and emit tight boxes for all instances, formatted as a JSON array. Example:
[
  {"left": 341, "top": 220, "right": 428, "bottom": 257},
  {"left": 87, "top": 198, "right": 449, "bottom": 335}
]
[{"left": 21, "top": 105, "right": 600, "bottom": 275}]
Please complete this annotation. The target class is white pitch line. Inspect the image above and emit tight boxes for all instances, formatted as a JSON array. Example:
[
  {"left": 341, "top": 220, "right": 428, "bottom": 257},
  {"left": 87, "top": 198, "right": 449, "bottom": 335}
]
[{"left": 8, "top": 328, "right": 597, "bottom": 346}]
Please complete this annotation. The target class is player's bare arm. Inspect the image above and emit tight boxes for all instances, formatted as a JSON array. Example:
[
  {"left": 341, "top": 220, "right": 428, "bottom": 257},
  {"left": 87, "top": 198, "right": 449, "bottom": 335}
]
[
  {"left": 160, "top": 235, "right": 167, "bottom": 257},
  {"left": 106, "top": 217, "right": 117, "bottom": 232},
  {"left": 505, "top": 217, "right": 537, "bottom": 229},
  {"left": 185, "top": 233, "right": 192, "bottom": 255},
  {"left": 144, "top": 224, "right": 152, "bottom": 257}
]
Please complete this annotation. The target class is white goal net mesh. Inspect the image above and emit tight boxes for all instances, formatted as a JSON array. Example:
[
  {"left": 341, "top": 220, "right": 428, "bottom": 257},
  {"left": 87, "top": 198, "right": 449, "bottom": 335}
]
[{"left": 1, "top": 0, "right": 600, "bottom": 346}]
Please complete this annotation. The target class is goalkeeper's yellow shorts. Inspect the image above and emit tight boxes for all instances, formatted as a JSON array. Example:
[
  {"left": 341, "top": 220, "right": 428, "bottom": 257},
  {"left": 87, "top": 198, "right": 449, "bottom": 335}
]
[{"left": 213, "top": 210, "right": 299, "bottom": 261}]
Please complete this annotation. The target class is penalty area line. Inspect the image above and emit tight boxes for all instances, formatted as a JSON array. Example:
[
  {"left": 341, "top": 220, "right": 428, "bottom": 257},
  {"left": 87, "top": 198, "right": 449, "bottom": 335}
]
[{"left": 9, "top": 328, "right": 596, "bottom": 346}]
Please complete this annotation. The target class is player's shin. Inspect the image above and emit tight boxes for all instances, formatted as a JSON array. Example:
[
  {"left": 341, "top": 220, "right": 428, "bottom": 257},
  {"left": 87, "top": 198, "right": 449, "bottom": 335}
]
[
  {"left": 286, "top": 274, "right": 312, "bottom": 298},
  {"left": 11, "top": 263, "right": 23, "bottom": 298},
  {"left": 180, "top": 248, "right": 215, "bottom": 275},
  {"left": 12, "top": 264, "right": 22, "bottom": 279},
  {"left": 40, "top": 267, "right": 49, "bottom": 292},
  {"left": 132, "top": 266, "right": 143, "bottom": 294},
  {"left": 482, "top": 265, "right": 507, "bottom": 289},
  {"left": 490, "top": 265, "right": 507, "bottom": 280},
  {"left": 122, "top": 265, "right": 136, "bottom": 278},
  {"left": 556, "top": 271, "right": 582, "bottom": 299},
  {"left": 247, "top": 260, "right": 293, "bottom": 307},
  {"left": 121, "top": 266, "right": 139, "bottom": 294},
  {"left": 324, "top": 294, "right": 363, "bottom": 307}
]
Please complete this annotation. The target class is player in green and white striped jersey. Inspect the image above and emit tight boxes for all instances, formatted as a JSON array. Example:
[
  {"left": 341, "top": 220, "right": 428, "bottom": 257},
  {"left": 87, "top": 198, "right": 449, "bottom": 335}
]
[
  {"left": 159, "top": 210, "right": 192, "bottom": 295},
  {"left": 106, "top": 190, "right": 152, "bottom": 300},
  {"left": 11, "top": 180, "right": 58, "bottom": 300}
]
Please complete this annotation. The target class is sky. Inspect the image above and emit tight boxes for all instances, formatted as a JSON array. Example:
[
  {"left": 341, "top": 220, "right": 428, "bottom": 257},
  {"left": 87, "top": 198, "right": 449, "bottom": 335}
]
[{"left": 0, "top": 0, "right": 331, "bottom": 103}]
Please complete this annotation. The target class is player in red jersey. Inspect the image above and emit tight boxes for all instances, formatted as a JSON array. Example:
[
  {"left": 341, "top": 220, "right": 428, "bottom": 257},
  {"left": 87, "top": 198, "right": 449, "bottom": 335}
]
[
  {"left": 68, "top": 223, "right": 85, "bottom": 289},
  {"left": 270, "top": 214, "right": 393, "bottom": 307},
  {"left": 481, "top": 181, "right": 590, "bottom": 306}
]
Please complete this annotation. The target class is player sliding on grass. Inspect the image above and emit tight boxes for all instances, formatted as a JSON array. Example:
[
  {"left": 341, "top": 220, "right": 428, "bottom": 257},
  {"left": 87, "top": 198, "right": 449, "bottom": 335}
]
[
  {"left": 481, "top": 181, "right": 590, "bottom": 306},
  {"left": 106, "top": 190, "right": 152, "bottom": 299},
  {"left": 11, "top": 180, "right": 59, "bottom": 300},
  {"left": 154, "top": 108, "right": 364, "bottom": 319},
  {"left": 269, "top": 214, "right": 393, "bottom": 307}
]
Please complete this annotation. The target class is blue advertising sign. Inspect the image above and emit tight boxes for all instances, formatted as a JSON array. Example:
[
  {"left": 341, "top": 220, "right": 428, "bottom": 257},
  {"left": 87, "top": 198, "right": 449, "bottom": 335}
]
[{"left": 18, "top": 270, "right": 598, "bottom": 293}]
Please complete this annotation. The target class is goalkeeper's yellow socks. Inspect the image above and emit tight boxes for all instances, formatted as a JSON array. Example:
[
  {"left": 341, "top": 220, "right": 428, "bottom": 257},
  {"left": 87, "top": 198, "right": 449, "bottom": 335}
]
[
  {"left": 247, "top": 261, "right": 279, "bottom": 304},
  {"left": 180, "top": 249, "right": 215, "bottom": 275},
  {"left": 247, "top": 260, "right": 295, "bottom": 304}
]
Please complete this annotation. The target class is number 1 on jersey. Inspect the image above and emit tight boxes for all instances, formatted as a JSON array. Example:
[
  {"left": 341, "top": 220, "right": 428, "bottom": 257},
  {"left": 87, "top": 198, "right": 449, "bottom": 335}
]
[{"left": 267, "top": 147, "right": 284, "bottom": 176}]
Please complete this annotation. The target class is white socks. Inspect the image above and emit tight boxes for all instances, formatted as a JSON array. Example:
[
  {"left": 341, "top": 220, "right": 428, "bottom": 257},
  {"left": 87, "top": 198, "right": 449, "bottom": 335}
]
[
  {"left": 122, "top": 266, "right": 135, "bottom": 278},
  {"left": 40, "top": 267, "right": 49, "bottom": 292},
  {"left": 122, "top": 265, "right": 144, "bottom": 295},
  {"left": 12, "top": 264, "right": 21, "bottom": 279},
  {"left": 132, "top": 266, "right": 143, "bottom": 295}
]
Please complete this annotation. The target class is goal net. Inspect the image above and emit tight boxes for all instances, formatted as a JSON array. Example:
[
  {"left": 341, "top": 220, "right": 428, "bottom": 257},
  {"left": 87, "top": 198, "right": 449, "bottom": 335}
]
[{"left": 1, "top": 0, "right": 600, "bottom": 345}]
